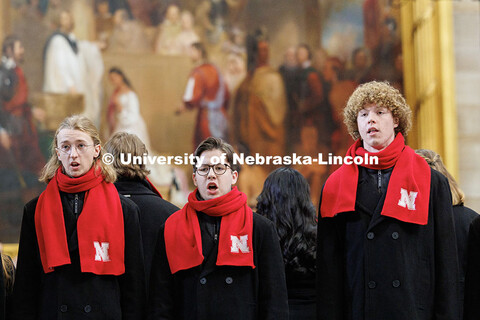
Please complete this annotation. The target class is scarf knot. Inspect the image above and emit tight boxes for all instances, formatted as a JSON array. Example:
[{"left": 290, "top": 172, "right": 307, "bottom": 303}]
[
  {"left": 35, "top": 166, "right": 125, "bottom": 275},
  {"left": 320, "top": 133, "right": 431, "bottom": 225},
  {"left": 165, "top": 187, "right": 255, "bottom": 274}
]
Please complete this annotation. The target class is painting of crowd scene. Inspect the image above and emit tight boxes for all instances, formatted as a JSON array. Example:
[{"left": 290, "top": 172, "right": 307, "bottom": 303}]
[{"left": 0, "top": 0, "right": 402, "bottom": 243}]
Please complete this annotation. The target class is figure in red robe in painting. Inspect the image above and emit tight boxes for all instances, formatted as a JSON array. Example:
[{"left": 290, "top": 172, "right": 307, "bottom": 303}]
[
  {"left": 178, "top": 42, "right": 229, "bottom": 149},
  {"left": 0, "top": 35, "right": 45, "bottom": 187}
]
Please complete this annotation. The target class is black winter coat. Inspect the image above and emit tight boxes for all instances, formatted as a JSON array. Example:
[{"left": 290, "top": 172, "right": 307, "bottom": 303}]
[
  {"left": 462, "top": 213, "right": 480, "bottom": 319},
  {"left": 10, "top": 192, "right": 146, "bottom": 320},
  {"left": 114, "top": 178, "right": 179, "bottom": 293},
  {"left": 147, "top": 212, "right": 289, "bottom": 320},
  {"left": 316, "top": 168, "right": 459, "bottom": 320},
  {"left": 452, "top": 204, "right": 478, "bottom": 319}
]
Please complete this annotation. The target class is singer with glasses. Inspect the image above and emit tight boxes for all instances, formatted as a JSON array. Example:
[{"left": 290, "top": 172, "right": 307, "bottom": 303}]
[
  {"left": 147, "top": 136, "right": 289, "bottom": 320},
  {"left": 10, "top": 115, "right": 146, "bottom": 319},
  {"left": 195, "top": 163, "right": 232, "bottom": 176}
]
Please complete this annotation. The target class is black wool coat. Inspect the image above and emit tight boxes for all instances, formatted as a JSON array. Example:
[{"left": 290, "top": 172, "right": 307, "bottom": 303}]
[
  {"left": 10, "top": 192, "right": 146, "bottom": 320},
  {"left": 147, "top": 212, "right": 289, "bottom": 320},
  {"left": 114, "top": 178, "right": 179, "bottom": 292},
  {"left": 452, "top": 204, "right": 478, "bottom": 319},
  {"left": 462, "top": 213, "right": 480, "bottom": 319},
  {"left": 316, "top": 168, "right": 460, "bottom": 320}
]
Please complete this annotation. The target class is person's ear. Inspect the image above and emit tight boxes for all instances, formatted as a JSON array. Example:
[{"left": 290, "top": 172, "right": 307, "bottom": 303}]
[
  {"left": 231, "top": 170, "right": 238, "bottom": 185},
  {"left": 192, "top": 172, "right": 198, "bottom": 187}
]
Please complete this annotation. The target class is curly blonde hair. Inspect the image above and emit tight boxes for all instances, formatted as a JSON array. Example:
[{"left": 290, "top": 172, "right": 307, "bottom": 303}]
[
  {"left": 39, "top": 115, "right": 117, "bottom": 183},
  {"left": 343, "top": 81, "right": 412, "bottom": 140}
]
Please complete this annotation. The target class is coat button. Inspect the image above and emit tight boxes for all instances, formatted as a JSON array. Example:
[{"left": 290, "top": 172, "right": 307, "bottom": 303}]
[
  {"left": 392, "top": 280, "right": 401, "bottom": 288},
  {"left": 200, "top": 277, "right": 207, "bottom": 285},
  {"left": 225, "top": 277, "right": 233, "bottom": 284},
  {"left": 60, "top": 305, "right": 68, "bottom": 313},
  {"left": 367, "top": 232, "right": 375, "bottom": 240},
  {"left": 392, "top": 232, "right": 399, "bottom": 240},
  {"left": 368, "top": 281, "right": 376, "bottom": 289},
  {"left": 84, "top": 305, "right": 92, "bottom": 313}
]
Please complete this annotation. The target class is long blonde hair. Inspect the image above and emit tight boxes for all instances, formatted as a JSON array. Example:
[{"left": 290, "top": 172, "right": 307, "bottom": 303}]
[
  {"left": 39, "top": 115, "right": 117, "bottom": 183},
  {"left": 415, "top": 149, "right": 465, "bottom": 205}
]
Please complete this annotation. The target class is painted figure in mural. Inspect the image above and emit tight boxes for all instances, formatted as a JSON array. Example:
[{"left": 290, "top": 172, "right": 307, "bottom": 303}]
[
  {"left": 10, "top": 115, "right": 145, "bottom": 319},
  {"left": 147, "top": 137, "right": 289, "bottom": 319},
  {"left": 108, "top": 8, "right": 151, "bottom": 53},
  {"left": 195, "top": 0, "right": 229, "bottom": 45},
  {"left": 154, "top": 4, "right": 182, "bottom": 55},
  {"left": 107, "top": 67, "right": 190, "bottom": 206},
  {"left": 107, "top": 67, "right": 150, "bottom": 149},
  {"left": 363, "top": 0, "right": 401, "bottom": 86},
  {"left": 43, "top": 10, "right": 105, "bottom": 123},
  {"left": 223, "top": 51, "right": 246, "bottom": 99},
  {"left": 95, "top": 0, "right": 115, "bottom": 42},
  {"left": 279, "top": 46, "right": 300, "bottom": 154},
  {"left": 176, "top": 11, "right": 200, "bottom": 55},
  {"left": 0, "top": 35, "right": 45, "bottom": 191},
  {"left": 256, "top": 167, "right": 317, "bottom": 319},
  {"left": 322, "top": 56, "right": 357, "bottom": 159},
  {"left": 232, "top": 29, "right": 287, "bottom": 159},
  {"left": 345, "top": 47, "right": 371, "bottom": 84},
  {"left": 221, "top": 26, "right": 246, "bottom": 56},
  {"left": 177, "top": 42, "right": 229, "bottom": 150},
  {"left": 316, "top": 81, "right": 459, "bottom": 319},
  {"left": 296, "top": 44, "right": 335, "bottom": 154}
]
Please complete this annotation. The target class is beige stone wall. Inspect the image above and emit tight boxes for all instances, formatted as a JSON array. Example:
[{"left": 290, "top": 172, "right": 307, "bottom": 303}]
[{"left": 453, "top": 1, "right": 480, "bottom": 212}]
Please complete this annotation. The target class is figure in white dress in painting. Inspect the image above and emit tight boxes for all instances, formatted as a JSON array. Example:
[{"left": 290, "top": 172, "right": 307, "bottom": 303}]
[{"left": 107, "top": 67, "right": 150, "bottom": 148}]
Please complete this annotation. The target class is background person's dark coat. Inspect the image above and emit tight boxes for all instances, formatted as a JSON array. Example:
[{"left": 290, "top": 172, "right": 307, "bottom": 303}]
[
  {"left": 114, "top": 177, "right": 179, "bottom": 293},
  {"left": 452, "top": 204, "right": 478, "bottom": 319},
  {"left": 147, "top": 213, "right": 289, "bottom": 320},
  {"left": 462, "top": 213, "right": 480, "bottom": 319},
  {"left": 316, "top": 168, "right": 459, "bottom": 320},
  {"left": 10, "top": 193, "right": 146, "bottom": 320}
]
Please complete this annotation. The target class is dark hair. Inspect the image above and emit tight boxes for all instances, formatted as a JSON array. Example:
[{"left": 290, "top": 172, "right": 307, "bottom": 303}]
[
  {"left": 193, "top": 136, "right": 238, "bottom": 172},
  {"left": 2, "top": 35, "right": 20, "bottom": 56},
  {"left": 191, "top": 42, "right": 208, "bottom": 60},
  {"left": 109, "top": 67, "right": 133, "bottom": 89},
  {"left": 297, "top": 43, "right": 312, "bottom": 60},
  {"left": 256, "top": 167, "right": 317, "bottom": 274},
  {"left": 246, "top": 27, "right": 268, "bottom": 72}
]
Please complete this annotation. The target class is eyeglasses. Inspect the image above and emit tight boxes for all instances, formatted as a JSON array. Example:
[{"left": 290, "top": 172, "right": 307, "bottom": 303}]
[
  {"left": 195, "top": 164, "right": 232, "bottom": 176},
  {"left": 56, "top": 143, "right": 94, "bottom": 155}
]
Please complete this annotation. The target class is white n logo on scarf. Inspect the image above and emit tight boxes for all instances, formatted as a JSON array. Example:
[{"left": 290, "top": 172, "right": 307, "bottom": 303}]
[
  {"left": 398, "top": 188, "right": 418, "bottom": 210},
  {"left": 230, "top": 235, "right": 250, "bottom": 253},
  {"left": 94, "top": 241, "right": 111, "bottom": 262}
]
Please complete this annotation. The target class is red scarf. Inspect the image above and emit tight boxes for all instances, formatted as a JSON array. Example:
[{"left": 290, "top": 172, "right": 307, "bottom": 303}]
[
  {"left": 35, "top": 166, "right": 125, "bottom": 275},
  {"left": 164, "top": 187, "right": 255, "bottom": 274},
  {"left": 320, "top": 133, "right": 431, "bottom": 225}
]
